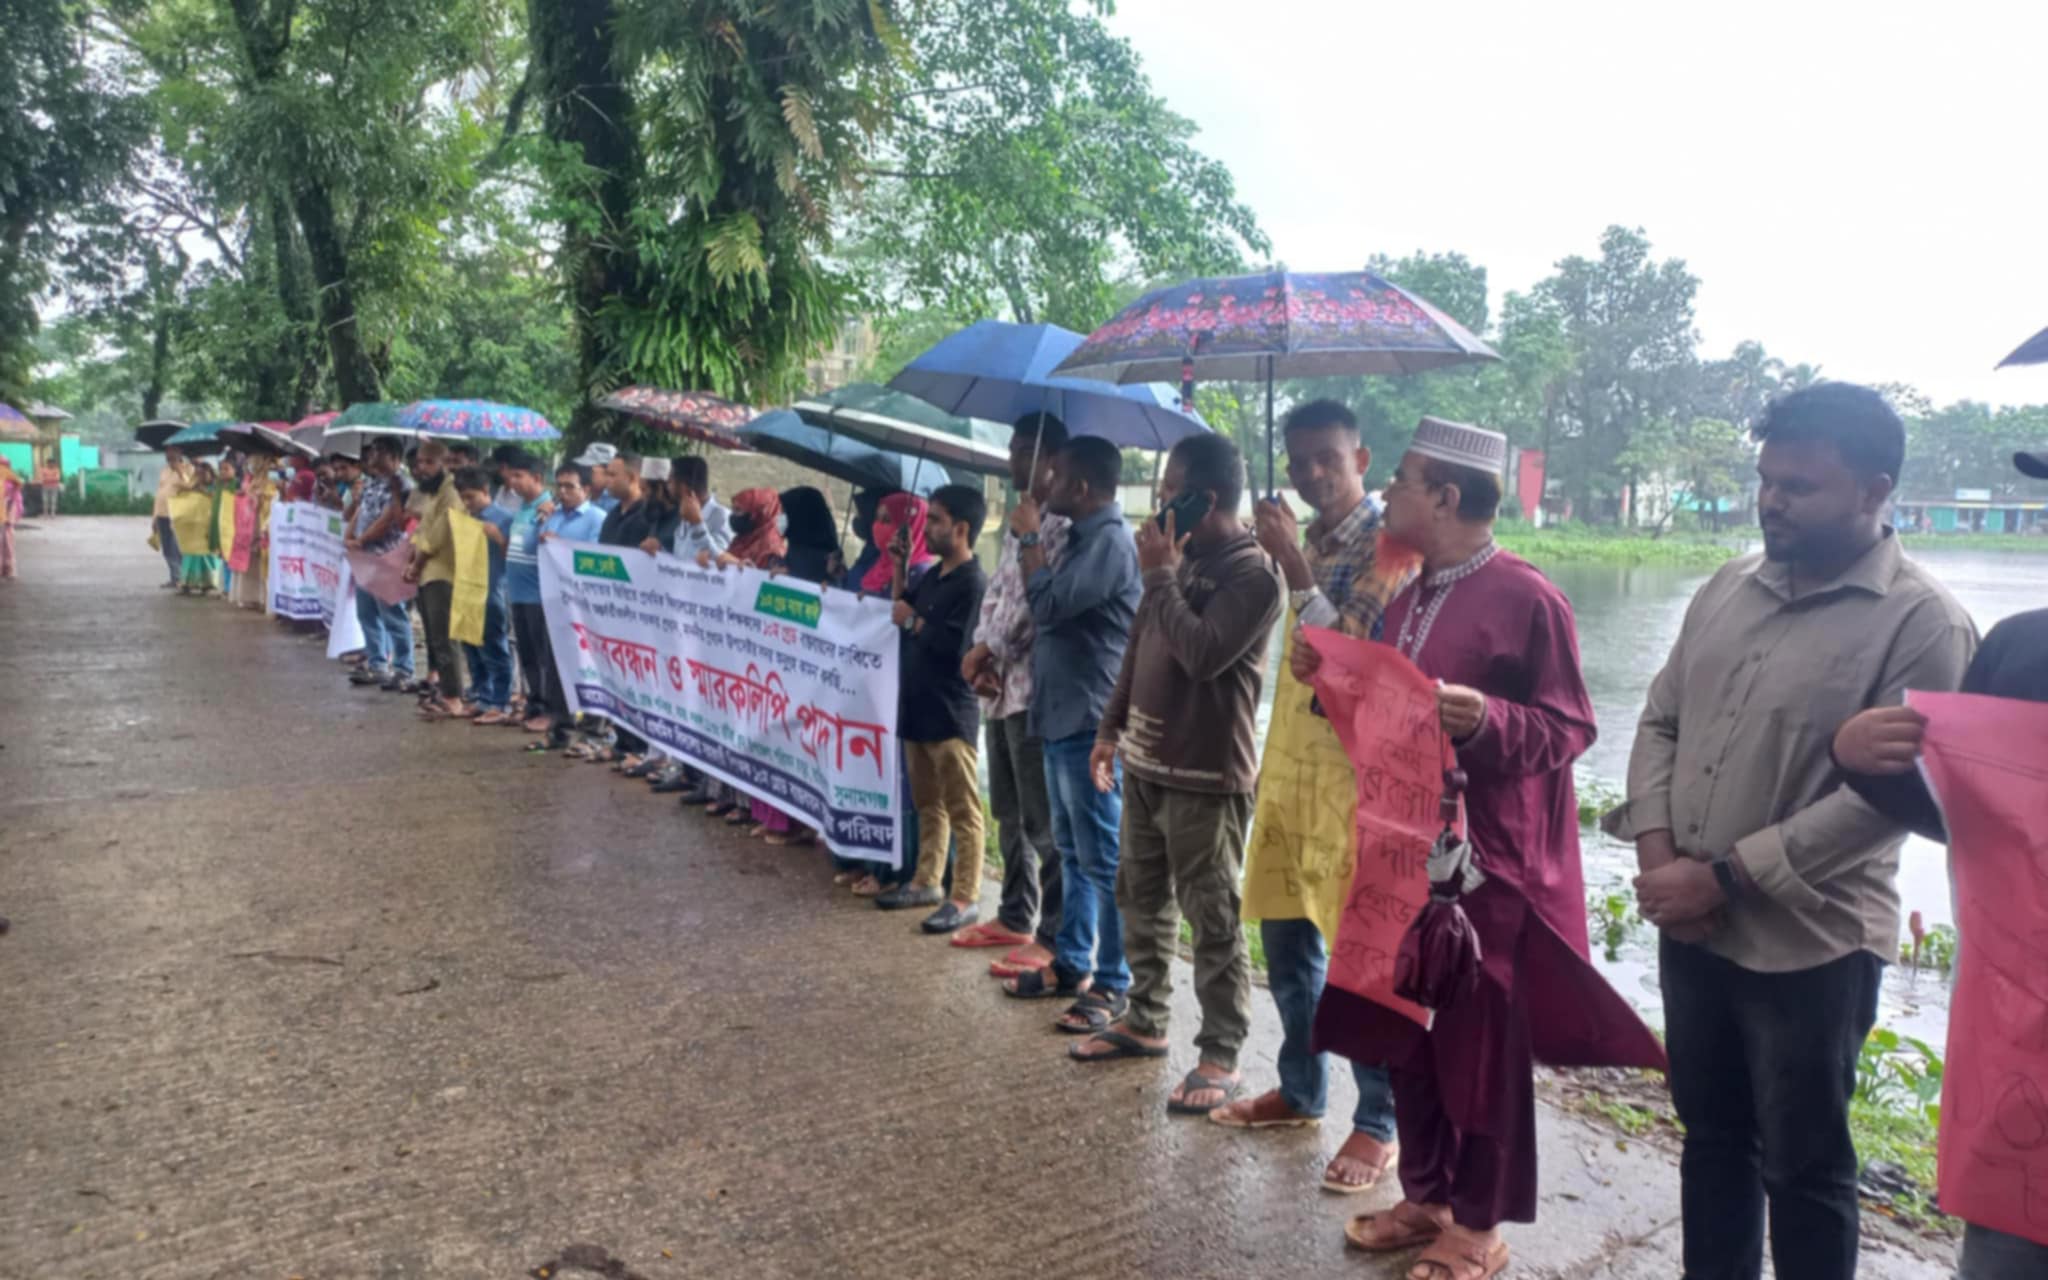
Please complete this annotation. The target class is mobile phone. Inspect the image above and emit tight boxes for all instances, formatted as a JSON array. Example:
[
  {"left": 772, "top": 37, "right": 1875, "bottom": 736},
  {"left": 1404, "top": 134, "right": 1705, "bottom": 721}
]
[{"left": 1154, "top": 489, "right": 1213, "bottom": 533}]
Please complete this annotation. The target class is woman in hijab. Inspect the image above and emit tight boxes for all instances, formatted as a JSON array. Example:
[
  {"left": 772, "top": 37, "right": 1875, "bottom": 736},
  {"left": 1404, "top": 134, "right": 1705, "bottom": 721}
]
[
  {"left": 839, "top": 490, "right": 941, "bottom": 899},
  {"left": 232, "top": 451, "right": 280, "bottom": 612},
  {"left": 696, "top": 488, "right": 800, "bottom": 837},
  {"left": 838, "top": 488, "right": 890, "bottom": 589},
  {"left": 213, "top": 457, "right": 241, "bottom": 600},
  {"left": 860, "top": 491, "right": 934, "bottom": 595},
  {"left": 777, "top": 486, "right": 841, "bottom": 584}
]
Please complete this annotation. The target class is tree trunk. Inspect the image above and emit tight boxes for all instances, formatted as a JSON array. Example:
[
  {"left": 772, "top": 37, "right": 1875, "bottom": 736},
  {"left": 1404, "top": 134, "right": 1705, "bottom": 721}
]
[
  {"left": 526, "top": 0, "right": 641, "bottom": 442},
  {"left": 267, "top": 194, "right": 325, "bottom": 417},
  {"left": 291, "top": 182, "right": 382, "bottom": 405}
]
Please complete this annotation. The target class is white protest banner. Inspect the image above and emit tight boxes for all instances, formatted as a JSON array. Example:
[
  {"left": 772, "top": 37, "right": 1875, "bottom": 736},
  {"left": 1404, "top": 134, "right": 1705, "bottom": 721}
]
[
  {"left": 267, "top": 500, "right": 365, "bottom": 654},
  {"left": 540, "top": 541, "right": 903, "bottom": 867}
]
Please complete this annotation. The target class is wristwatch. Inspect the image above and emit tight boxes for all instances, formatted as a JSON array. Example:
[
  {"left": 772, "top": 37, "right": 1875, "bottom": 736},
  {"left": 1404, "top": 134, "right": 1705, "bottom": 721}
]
[
  {"left": 1017, "top": 531, "right": 1042, "bottom": 548},
  {"left": 1289, "top": 586, "right": 1321, "bottom": 614}
]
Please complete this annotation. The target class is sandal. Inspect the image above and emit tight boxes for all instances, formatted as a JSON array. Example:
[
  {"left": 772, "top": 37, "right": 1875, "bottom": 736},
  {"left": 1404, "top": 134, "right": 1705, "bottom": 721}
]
[
  {"left": 989, "top": 945, "right": 1053, "bottom": 979},
  {"left": 949, "top": 921, "right": 1034, "bottom": 950},
  {"left": 1166, "top": 1067, "right": 1244, "bottom": 1116},
  {"left": 1208, "top": 1089, "right": 1321, "bottom": 1130},
  {"left": 1056, "top": 988, "right": 1128, "bottom": 1035},
  {"left": 1066, "top": 1027, "right": 1167, "bottom": 1062},
  {"left": 849, "top": 875, "right": 884, "bottom": 898},
  {"left": 1003, "top": 967, "right": 1087, "bottom": 1000},
  {"left": 1322, "top": 1131, "right": 1399, "bottom": 1194},
  {"left": 1407, "top": 1236, "right": 1509, "bottom": 1280},
  {"left": 1345, "top": 1205, "right": 1450, "bottom": 1253},
  {"left": 472, "top": 710, "right": 511, "bottom": 727}
]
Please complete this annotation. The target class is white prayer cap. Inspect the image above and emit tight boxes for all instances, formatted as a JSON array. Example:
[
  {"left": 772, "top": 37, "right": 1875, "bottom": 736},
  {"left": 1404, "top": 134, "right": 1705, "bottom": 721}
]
[
  {"left": 640, "top": 456, "right": 673, "bottom": 482},
  {"left": 1408, "top": 416, "right": 1507, "bottom": 475}
]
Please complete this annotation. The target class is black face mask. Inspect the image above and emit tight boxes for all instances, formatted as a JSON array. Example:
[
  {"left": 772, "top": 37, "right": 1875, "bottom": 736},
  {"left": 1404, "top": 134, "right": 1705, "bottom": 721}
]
[
  {"left": 730, "top": 512, "right": 757, "bottom": 537},
  {"left": 419, "top": 471, "right": 445, "bottom": 494}
]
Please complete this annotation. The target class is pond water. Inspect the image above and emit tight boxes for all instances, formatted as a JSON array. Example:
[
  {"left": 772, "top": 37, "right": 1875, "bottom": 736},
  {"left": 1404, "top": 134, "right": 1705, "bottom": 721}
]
[{"left": 1246, "top": 544, "right": 2043, "bottom": 1041}]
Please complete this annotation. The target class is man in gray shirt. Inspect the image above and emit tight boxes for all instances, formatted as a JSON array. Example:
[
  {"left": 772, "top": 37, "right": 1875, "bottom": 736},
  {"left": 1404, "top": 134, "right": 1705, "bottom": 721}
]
[
  {"left": 1002, "top": 436, "right": 1142, "bottom": 1023},
  {"left": 1605, "top": 384, "right": 1975, "bottom": 1280}
]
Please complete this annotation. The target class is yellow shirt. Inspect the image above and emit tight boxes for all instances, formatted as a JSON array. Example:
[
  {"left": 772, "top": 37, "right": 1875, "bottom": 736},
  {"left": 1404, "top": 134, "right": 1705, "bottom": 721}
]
[
  {"left": 409, "top": 481, "right": 460, "bottom": 584},
  {"left": 154, "top": 461, "right": 193, "bottom": 518}
]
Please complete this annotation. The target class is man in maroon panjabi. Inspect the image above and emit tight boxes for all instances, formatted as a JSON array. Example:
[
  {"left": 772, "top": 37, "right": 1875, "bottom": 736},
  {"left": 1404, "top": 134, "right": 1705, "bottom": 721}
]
[{"left": 1308, "top": 418, "right": 1663, "bottom": 1280}]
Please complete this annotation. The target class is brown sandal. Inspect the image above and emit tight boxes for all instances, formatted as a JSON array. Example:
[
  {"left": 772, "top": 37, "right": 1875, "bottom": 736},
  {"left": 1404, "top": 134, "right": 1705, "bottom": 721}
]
[
  {"left": 1208, "top": 1089, "right": 1320, "bottom": 1130},
  {"left": 1407, "top": 1236, "right": 1509, "bottom": 1280},
  {"left": 1323, "top": 1131, "right": 1399, "bottom": 1194},
  {"left": 1344, "top": 1204, "right": 1450, "bottom": 1253}
]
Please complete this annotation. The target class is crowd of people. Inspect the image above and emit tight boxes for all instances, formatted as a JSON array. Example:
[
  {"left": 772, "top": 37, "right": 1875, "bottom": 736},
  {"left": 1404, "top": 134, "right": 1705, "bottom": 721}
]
[{"left": 133, "top": 383, "right": 2047, "bottom": 1280}]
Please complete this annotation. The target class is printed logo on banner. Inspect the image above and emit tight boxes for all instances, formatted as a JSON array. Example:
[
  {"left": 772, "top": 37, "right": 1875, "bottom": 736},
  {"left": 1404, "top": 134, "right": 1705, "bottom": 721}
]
[
  {"left": 327, "top": 515, "right": 343, "bottom": 536},
  {"left": 573, "top": 551, "right": 632, "bottom": 583},
  {"left": 755, "top": 582, "right": 822, "bottom": 629}
]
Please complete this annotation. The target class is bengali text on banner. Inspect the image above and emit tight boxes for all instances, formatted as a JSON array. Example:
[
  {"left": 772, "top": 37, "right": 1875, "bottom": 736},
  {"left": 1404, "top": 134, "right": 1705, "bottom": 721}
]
[
  {"left": 539, "top": 541, "right": 903, "bottom": 868},
  {"left": 266, "top": 500, "right": 364, "bottom": 655}
]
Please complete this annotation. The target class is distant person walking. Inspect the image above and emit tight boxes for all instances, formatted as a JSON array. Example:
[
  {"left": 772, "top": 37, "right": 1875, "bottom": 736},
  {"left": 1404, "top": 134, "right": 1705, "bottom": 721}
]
[{"left": 37, "top": 461, "right": 61, "bottom": 516}]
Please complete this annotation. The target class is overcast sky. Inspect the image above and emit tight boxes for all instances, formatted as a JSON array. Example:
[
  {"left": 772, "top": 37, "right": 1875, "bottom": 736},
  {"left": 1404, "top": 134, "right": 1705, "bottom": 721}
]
[{"left": 1105, "top": 0, "right": 2047, "bottom": 407}]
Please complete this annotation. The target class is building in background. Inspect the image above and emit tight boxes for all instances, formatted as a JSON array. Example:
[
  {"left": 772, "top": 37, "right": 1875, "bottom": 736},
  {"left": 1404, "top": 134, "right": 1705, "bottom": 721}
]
[{"left": 804, "top": 318, "right": 877, "bottom": 393}]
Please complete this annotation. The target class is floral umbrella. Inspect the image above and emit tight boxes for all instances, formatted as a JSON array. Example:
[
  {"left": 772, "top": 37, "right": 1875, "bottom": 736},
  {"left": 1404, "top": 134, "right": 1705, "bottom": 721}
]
[
  {"left": 595, "top": 386, "right": 755, "bottom": 450},
  {"left": 1052, "top": 269, "right": 1500, "bottom": 491},
  {"left": 397, "top": 399, "right": 559, "bottom": 441}
]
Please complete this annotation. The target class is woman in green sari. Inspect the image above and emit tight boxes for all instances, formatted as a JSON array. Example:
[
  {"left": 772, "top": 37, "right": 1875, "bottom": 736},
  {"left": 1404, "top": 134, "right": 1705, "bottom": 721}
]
[{"left": 212, "top": 457, "right": 240, "bottom": 599}]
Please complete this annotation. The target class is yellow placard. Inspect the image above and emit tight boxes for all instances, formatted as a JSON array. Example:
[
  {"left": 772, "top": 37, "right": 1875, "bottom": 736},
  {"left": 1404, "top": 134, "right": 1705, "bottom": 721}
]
[{"left": 448, "top": 507, "right": 489, "bottom": 647}]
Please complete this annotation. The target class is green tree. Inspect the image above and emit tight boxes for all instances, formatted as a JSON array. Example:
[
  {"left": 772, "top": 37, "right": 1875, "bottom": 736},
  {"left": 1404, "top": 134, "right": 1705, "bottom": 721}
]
[
  {"left": 0, "top": 0, "right": 148, "bottom": 402},
  {"left": 847, "top": 0, "right": 1267, "bottom": 333}
]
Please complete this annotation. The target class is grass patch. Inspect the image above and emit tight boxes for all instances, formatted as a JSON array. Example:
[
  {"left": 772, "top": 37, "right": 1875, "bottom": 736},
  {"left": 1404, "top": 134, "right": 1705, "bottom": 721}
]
[
  {"left": 1852, "top": 1100, "right": 1947, "bottom": 1234},
  {"left": 1495, "top": 521, "right": 1741, "bottom": 569}
]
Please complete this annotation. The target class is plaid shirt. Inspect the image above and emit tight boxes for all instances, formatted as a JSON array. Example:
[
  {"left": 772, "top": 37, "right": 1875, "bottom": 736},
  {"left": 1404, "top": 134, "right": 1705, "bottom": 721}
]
[
  {"left": 1294, "top": 497, "right": 1409, "bottom": 639},
  {"left": 972, "top": 514, "right": 1071, "bottom": 721}
]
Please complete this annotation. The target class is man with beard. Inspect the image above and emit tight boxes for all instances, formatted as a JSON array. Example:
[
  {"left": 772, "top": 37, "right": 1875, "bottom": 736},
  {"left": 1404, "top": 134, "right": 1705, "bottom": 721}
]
[
  {"left": 1210, "top": 399, "right": 1419, "bottom": 1193},
  {"left": 403, "top": 439, "right": 469, "bottom": 718},
  {"left": 1314, "top": 417, "right": 1610, "bottom": 1280},
  {"left": 1608, "top": 383, "right": 1974, "bottom": 1280}
]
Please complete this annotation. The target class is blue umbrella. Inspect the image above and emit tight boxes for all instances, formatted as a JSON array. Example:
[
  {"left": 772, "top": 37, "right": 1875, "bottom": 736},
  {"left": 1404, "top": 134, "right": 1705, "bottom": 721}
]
[
  {"left": 738, "top": 410, "right": 944, "bottom": 496},
  {"left": 887, "top": 320, "right": 1206, "bottom": 451}
]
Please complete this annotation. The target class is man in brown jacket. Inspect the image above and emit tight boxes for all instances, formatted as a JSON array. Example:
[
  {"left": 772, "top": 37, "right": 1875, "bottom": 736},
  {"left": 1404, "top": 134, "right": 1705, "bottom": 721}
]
[{"left": 1069, "top": 433, "right": 1283, "bottom": 1117}]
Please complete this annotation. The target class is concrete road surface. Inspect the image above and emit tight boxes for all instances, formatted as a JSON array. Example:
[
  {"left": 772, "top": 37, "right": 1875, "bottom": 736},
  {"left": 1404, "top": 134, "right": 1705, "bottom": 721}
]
[{"left": 0, "top": 518, "right": 1949, "bottom": 1278}]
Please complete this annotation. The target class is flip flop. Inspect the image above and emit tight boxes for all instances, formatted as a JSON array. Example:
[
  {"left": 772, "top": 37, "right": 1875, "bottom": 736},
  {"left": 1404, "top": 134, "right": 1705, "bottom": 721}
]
[
  {"left": 949, "top": 921, "right": 1034, "bottom": 950},
  {"left": 1066, "top": 1028, "right": 1167, "bottom": 1063},
  {"left": 1166, "top": 1068, "right": 1244, "bottom": 1116},
  {"left": 989, "top": 946, "right": 1053, "bottom": 979}
]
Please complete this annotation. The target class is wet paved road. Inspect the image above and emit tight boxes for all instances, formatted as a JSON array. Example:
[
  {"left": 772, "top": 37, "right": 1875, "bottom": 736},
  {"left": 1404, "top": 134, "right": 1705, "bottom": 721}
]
[{"left": 0, "top": 519, "right": 1945, "bottom": 1279}]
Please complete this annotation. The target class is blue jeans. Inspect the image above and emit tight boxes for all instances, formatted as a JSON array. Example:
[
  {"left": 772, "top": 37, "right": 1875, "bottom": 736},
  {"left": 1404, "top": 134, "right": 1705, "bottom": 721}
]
[
  {"left": 1044, "top": 729, "right": 1128, "bottom": 993},
  {"left": 354, "top": 588, "right": 415, "bottom": 676},
  {"left": 463, "top": 602, "right": 513, "bottom": 710},
  {"left": 1261, "top": 917, "right": 1396, "bottom": 1140}
]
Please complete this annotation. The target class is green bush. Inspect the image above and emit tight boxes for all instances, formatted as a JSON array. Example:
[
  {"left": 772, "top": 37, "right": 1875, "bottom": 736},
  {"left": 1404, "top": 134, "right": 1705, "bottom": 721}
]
[{"left": 62, "top": 489, "right": 155, "bottom": 516}]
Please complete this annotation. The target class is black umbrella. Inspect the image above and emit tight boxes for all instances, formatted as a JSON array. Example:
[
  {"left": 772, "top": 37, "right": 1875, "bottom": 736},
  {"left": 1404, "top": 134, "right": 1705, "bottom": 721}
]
[
  {"left": 1392, "top": 768, "right": 1486, "bottom": 1011},
  {"left": 135, "top": 419, "right": 187, "bottom": 451}
]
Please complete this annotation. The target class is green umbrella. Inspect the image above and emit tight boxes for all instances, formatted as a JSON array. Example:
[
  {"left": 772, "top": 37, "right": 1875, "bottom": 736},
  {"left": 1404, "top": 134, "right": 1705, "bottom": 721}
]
[
  {"left": 322, "top": 401, "right": 416, "bottom": 458},
  {"left": 791, "top": 381, "right": 1012, "bottom": 477}
]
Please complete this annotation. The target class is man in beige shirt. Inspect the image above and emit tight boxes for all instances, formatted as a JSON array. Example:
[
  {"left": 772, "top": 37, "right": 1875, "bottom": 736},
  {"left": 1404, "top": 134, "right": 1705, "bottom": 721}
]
[
  {"left": 153, "top": 448, "right": 194, "bottom": 587},
  {"left": 1604, "top": 383, "right": 1974, "bottom": 1280}
]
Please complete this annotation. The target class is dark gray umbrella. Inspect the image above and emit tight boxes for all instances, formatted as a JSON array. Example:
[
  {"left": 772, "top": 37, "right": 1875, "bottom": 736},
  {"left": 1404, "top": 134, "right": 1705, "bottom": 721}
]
[{"left": 1997, "top": 324, "right": 2048, "bottom": 368}]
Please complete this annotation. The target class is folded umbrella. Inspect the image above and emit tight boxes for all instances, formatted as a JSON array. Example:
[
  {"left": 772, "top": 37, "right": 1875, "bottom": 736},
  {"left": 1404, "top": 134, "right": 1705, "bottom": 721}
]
[{"left": 1393, "top": 767, "right": 1486, "bottom": 1011}]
